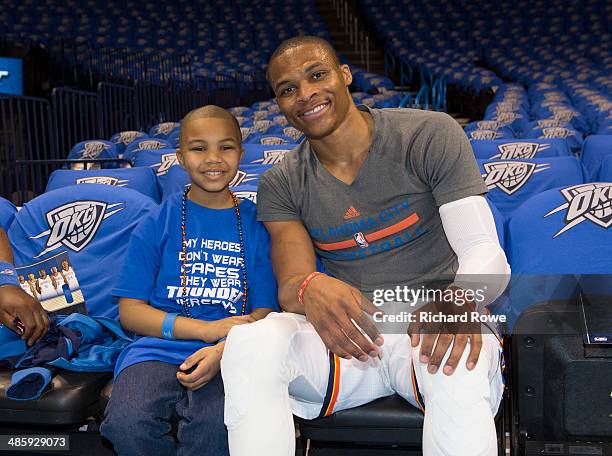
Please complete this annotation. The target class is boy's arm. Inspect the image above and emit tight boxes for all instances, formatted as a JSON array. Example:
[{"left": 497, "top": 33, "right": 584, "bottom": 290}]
[{"left": 119, "top": 298, "right": 253, "bottom": 342}]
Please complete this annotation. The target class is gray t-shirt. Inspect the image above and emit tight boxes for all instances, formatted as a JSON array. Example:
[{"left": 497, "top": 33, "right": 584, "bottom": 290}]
[{"left": 257, "top": 106, "right": 487, "bottom": 293}]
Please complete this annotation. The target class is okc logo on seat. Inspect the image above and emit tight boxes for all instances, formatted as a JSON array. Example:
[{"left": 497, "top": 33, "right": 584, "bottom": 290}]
[
  {"left": 230, "top": 170, "right": 258, "bottom": 187},
  {"left": 551, "top": 108, "right": 576, "bottom": 122},
  {"left": 30, "top": 201, "right": 125, "bottom": 257},
  {"left": 154, "top": 153, "right": 178, "bottom": 176},
  {"left": 117, "top": 131, "right": 143, "bottom": 145},
  {"left": 470, "top": 130, "right": 501, "bottom": 140},
  {"left": 137, "top": 140, "right": 166, "bottom": 150},
  {"left": 156, "top": 122, "right": 178, "bottom": 136},
  {"left": 260, "top": 137, "right": 288, "bottom": 145},
  {"left": 254, "top": 120, "right": 272, "bottom": 132},
  {"left": 284, "top": 127, "right": 303, "bottom": 141},
  {"left": 82, "top": 142, "right": 110, "bottom": 159},
  {"left": 495, "top": 112, "right": 520, "bottom": 123},
  {"left": 541, "top": 127, "right": 571, "bottom": 139},
  {"left": 545, "top": 183, "right": 612, "bottom": 237},
  {"left": 493, "top": 142, "right": 550, "bottom": 159},
  {"left": 253, "top": 149, "right": 288, "bottom": 165},
  {"left": 476, "top": 120, "right": 501, "bottom": 130},
  {"left": 76, "top": 176, "right": 127, "bottom": 186},
  {"left": 537, "top": 119, "right": 565, "bottom": 128},
  {"left": 241, "top": 127, "right": 254, "bottom": 138},
  {"left": 482, "top": 161, "right": 551, "bottom": 195}
]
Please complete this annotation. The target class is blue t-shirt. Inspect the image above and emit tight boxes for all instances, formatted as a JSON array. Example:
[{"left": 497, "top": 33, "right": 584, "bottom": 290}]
[{"left": 112, "top": 193, "right": 279, "bottom": 377}]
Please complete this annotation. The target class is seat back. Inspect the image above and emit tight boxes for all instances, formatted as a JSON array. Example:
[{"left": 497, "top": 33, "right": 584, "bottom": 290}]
[
  {"left": 505, "top": 183, "right": 612, "bottom": 327},
  {"left": 479, "top": 157, "right": 586, "bottom": 219},
  {"left": 8, "top": 185, "right": 156, "bottom": 318},
  {"left": 471, "top": 138, "right": 572, "bottom": 160},
  {"left": 67, "top": 140, "right": 118, "bottom": 169},
  {"left": 581, "top": 135, "right": 612, "bottom": 180},
  {"left": 109, "top": 131, "right": 147, "bottom": 158},
  {"left": 45, "top": 168, "right": 160, "bottom": 203},
  {"left": 241, "top": 144, "right": 295, "bottom": 165},
  {"left": 123, "top": 138, "right": 172, "bottom": 164}
]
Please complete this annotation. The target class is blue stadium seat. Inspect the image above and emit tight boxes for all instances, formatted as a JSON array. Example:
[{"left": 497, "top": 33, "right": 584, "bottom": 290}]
[
  {"left": 0, "top": 197, "right": 17, "bottom": 232},
  {"left": 67, "top": 140, "right": 118, "bottom": 169},
  {"left": 45, "top": 168, "right": 161, "bottom": 203},
  {"left": 467, "top": 129, "right": 513, "bottom": 141},
  {"left": 8, "top": 184, "right": 156, "bottom": 319},
  {"left": 479, "top": 157, "right": 586, "bottom": 219},
  {"left": 160, "top": 165, "right": 189, "bottom": 200},
  {"left": 109, "top": 131, "right": 148, "bottom": 158},
  {"left": 148, "top": 122, "right": 180, "bottom": 139},
  {"left": 596, "top": 156, "right": 612, "bottom": 182},
  {"left": 471, "top": 139, "right": 572, "bottom": 160},
  {"left": 123, "top": 138, "right": 172, "bottom": 164},
  {"left": 504, "top": 183, "right": 612, "bottom": 328},
  {"left": 241, "top": 144, "right": 295, "bottom": 165},
  {"left": 246, "top": 133, "right": 295, "bottom": 145},
  {"left": 581, "top": 135, "right": 612, "bottom": 181}
]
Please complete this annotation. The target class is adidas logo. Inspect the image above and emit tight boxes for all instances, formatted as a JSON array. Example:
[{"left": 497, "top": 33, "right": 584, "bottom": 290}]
[{"left": 344, "top": 206, "right": 361, "bottom": 220}]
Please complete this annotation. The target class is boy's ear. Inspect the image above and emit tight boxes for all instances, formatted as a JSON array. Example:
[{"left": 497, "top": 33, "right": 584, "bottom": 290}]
[{"left": 175, "top": 149, "right": 184, "bottom": 168}]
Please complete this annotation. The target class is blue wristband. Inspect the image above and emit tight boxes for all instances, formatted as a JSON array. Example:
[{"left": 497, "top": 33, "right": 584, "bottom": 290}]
[
  {"left": 0, "top": 261, "right": 19, "bottom": 288},
  {"left": 161, "top": 313, "right": 179, "bottom": 340}
]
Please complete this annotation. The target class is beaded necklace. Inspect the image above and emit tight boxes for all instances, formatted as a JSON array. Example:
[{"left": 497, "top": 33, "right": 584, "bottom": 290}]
[{"left": 180, "top": 185, "right": 248, "bottom": 317}]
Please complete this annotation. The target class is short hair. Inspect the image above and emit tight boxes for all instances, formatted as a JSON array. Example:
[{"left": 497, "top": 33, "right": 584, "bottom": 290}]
[
  {"left": 267, "top": 36, "right": 341, "bottom": 81},
  {"left": 179, "top": 105, "right": 242, "bottom": 145}
]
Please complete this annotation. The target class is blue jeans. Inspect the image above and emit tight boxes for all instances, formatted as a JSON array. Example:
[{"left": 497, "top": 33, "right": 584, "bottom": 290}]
[{"left": 100, "top": 361, "right": 229, "bottom": 456}]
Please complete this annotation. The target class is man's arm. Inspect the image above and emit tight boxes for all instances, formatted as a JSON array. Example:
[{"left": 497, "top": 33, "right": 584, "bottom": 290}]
[
  {"left": 0, "top": 228, "right": 49, "bottom": 345},
  {"left": 264, "top": 220, "right": 383, "bottom": 361},
  {"left": 409, "top": 196, "right": 510, "bottom": 375}
]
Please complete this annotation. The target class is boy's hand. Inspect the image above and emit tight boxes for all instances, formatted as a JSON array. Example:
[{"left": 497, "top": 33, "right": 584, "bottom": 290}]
[
  {"left": 199, "top": 315, "right": 254, "bottom": 342},
  {"left": 177, "top": 344, "right": 223, "bottom": 390},
  {"left": 0, "top": 285, "right": 50, "bottom": 346}
]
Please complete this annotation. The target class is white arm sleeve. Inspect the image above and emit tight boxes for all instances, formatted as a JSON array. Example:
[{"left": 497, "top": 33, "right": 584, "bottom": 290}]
[{"left": 439, "top": 195, "right": 511, "bottom": 308}]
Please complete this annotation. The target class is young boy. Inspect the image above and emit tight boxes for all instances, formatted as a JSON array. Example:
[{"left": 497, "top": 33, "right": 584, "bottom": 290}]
[{"left": 101, "top": 106, "right": 279, "bottom": 456}]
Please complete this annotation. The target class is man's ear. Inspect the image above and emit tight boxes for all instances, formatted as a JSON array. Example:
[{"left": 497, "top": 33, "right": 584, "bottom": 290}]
[{"left": 340, "top": 64, "right": 353, "bottom": 86}]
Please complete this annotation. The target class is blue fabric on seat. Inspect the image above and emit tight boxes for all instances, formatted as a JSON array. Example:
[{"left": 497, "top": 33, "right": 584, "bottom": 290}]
[
  {"left": 503, "top": 183, "right": 612, "bottom": 328},
  {"left": 471, "top": 139, "right": 572, "bottom": 160},
  {"left": 109, "top": 131, "right": 148, "bottom": 158},
  {"left": 8, "top": 185, "right": 156, "bottom": 318},
  {"left": 478, "top": 157, "right": 586, "bottom": 218},
  {"left": 581, "top": 135, "right": 612, "bottom": 181},
  {"left": 45, "top": 168, "right": 161, "bottom": 203},
  {"left": 241, "top": 144, "right": 295, "bottom": 165},
  {"left": 123, "top": 138, "right": 172, "bottom": 164}
]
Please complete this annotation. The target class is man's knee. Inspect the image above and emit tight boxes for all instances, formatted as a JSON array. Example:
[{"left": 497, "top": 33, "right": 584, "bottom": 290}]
[{"left": 222, "top": 312, "right": 301, "bottom": 372}]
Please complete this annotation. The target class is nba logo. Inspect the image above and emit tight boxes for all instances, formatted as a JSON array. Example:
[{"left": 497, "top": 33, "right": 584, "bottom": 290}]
[{"left": 354, "top": 232, "right": 369, "bottom": 249}]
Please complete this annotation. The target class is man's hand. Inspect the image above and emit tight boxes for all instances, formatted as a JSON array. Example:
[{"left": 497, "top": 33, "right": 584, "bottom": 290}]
[
  {"left": 177, "top": 344, "right": 223, "bottom": 390},
  {"left": 0, "top": 285, "right": 50, "bottom": 346},
  {"left": 303, "top": 274, "right": 383, "bottom": 361},
  {"left": 199, "top": 315, "right": 255, "bottom": 343},
  {"left": 408, "top": 287, "right": 482, "bottom": 376}
]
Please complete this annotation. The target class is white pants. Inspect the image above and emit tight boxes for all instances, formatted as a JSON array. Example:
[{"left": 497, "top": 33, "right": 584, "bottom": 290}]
[{"left": 221, "top": 312, "right": 504, "bottom": 456}]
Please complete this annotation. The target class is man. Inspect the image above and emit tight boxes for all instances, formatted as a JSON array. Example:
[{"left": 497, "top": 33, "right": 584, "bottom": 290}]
[
  {"left": 60, "top": 259, "right": 78, "bottom": 290},
  {"left": 0, "top": 228, "right": 49, "bottom": 346},
  {"left": 221, "top": 37, "right": 510, "bottom": 455},
  {"left": 37, "top": 268, "right": 56, "bottom": 300}
]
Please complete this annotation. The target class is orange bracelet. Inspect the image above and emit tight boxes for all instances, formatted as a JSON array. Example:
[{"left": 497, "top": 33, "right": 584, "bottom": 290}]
[{"left": 297, "top": 271, "right": 324, "bottom": 306}]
